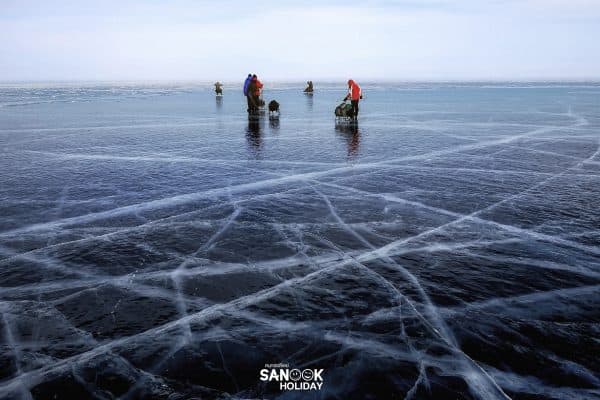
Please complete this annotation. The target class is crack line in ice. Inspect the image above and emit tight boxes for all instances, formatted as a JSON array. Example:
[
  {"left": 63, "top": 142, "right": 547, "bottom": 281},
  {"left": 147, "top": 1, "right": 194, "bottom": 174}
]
[
  {"left": 216, "top": 340, "right": 240, "bottom": 393},
  {"left": 456, "top": 250, "right": 600, "bottom": 279},
  {"left": 116, "top": 334, "right": 201, "bottom": 400},
  {"left": 1, "top": 313, "right": 34, "bottom": 400},
  {"left": 502, "top": 144, "right": 594, "bottom": 162},
  {"left": 486, "top": 365, "right": 600, "bottom": 398},
  {"left": 0, "top": 121, "right": 220, "bottom": 134},
  {"left": 25, "top": 150, "right": 349, "bottom": 168},
  {"left": 404, "top": 362, "right": 430, "bottom": 400},
  {"left": 389, "top": 164, "right": 600, "bottom": 179},
  {"left": 442, "top": 284, "right": 600, "bottom": 316}
]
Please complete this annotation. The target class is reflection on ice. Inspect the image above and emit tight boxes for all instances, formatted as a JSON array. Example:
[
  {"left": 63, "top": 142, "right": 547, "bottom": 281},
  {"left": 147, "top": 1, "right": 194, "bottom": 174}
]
[
  {"left": 269, "top": 116, "right": 280, "bottom": 131},
  {"left": 0, "top": 83, "right": 599, "bottom": 399},
  {"left": 245, "top": 117, "right": 263, "bottom": 156},
  {"left": 335, "top": 122, "right": 361, "bottom": 159}
]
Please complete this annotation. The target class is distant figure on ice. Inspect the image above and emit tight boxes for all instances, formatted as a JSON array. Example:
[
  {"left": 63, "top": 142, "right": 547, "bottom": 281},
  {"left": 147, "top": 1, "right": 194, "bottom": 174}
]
[
  {"left": 304, "top": 81, "right": 314, "bottom": 93},
  {"left": 214, "top": 81, "right": 223, "bottom": 95},
  {"left": 343, "top": 79, "right": 362, "bottom": 120},
  {"left": 244, "top": 73, "right": 254, "bottom": 112}
]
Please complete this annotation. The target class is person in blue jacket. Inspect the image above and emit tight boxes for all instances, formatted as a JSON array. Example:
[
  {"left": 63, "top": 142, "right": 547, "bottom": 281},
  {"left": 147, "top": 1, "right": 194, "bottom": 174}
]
[
  {"left": 243, "top": 74, "right": 252, "bottom": 95},
  {"left": 243, "top": 74, "right": 253, "bottom": 112}
]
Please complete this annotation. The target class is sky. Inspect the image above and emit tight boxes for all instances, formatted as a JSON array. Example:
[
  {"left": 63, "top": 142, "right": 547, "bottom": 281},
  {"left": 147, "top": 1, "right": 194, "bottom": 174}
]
[{"left": 1, "top": 0, "right": 599, "bottom": 81}]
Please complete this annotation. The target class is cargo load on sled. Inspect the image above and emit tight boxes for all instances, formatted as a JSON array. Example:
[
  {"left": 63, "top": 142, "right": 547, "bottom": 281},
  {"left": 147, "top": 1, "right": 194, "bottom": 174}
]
[{"left": 335, "top": 101, "right": 354, "bottom": 121}]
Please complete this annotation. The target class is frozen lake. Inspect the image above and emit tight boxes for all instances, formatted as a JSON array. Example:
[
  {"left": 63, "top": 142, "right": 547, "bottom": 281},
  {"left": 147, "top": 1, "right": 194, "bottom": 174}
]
[{"left": 0, "top": 82, "right": 599, "bottom": 399}]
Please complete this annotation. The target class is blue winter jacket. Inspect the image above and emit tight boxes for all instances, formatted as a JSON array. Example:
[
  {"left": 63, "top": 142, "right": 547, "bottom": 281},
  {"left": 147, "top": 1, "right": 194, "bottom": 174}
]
[{"left": 243, "top": 75, "right": 252, "bottom": 96}]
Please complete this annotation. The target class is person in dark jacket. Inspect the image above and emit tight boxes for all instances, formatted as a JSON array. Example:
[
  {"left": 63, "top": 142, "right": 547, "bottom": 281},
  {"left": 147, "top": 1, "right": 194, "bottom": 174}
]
[
  {"left": 243, "top": 74, "right": 252, "bottom": 95},
  {"left": 214, "top": 81, "right": 223, "bottom": 95},
  {"left": 244, "top": 74, "right": 255, "bottom": 113},
  {"left": 304, "top": 81, "right": 313, "bottom": 93},
  {"left": 247, "top": 76, "right": 258, "bottom": 114}
]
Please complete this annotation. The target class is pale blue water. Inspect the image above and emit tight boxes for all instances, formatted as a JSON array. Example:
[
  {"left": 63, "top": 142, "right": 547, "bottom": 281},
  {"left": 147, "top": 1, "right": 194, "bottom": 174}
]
[{"left": 0, "top": 82, "right": 599, "bottom": 399}]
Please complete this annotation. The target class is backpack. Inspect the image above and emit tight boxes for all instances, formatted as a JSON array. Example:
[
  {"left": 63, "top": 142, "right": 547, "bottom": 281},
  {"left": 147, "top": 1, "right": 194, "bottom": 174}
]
[{"left": 335, "top": 102, "right": 353, "bottom": 118}]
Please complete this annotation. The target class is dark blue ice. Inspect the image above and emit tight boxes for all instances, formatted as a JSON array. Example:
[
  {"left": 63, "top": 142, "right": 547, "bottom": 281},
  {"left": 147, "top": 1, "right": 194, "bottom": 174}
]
[{"left": 0, "top": 82, "right": 599, "bottom": 399}]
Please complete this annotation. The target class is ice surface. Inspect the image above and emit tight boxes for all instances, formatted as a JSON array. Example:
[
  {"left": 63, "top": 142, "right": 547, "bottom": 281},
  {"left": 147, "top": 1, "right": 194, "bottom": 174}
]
[{"left": 0, "top": 82, "right": 599, "bottom": 399}]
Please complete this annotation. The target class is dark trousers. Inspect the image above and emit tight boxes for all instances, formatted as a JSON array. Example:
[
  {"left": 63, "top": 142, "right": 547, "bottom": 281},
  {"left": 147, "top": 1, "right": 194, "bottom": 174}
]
[
  {"left": 246, "top": 95, "right": 256, "bottom": 113},
  {"left": 351, "top": 100, "right": 359, "bottom": 118}
]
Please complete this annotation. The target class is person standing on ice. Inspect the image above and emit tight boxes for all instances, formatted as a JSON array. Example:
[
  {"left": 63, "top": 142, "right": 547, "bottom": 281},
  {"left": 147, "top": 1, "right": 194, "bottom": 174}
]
[
  {"left": 214, "top": 81, "right": 223, "bottom": 95},
  {"left": 246, "top": 76, "right": 257, "bottom": 114},
  {"left": 343, "top": 79, "right": 362, "bottom": 120},
  {"left": 243, "top": 73, "right": 252, "bottom": 95},
  {"left": 252, "top": 74, "right": 264, "bottom": 110},
  {"left": 243, "top": 73, "right": 254, "bottom": 112}
]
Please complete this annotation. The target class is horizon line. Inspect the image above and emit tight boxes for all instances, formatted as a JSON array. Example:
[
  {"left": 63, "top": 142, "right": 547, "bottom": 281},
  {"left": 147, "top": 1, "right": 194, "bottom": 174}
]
[{"left": 2, "top": 78, "right": 600, "bottom": 84}]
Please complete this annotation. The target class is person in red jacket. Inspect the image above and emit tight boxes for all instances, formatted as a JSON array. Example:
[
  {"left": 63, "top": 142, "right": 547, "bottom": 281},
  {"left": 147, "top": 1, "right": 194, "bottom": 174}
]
[
  {"left": 343, "top": 79, "right": 362, "bottom": 120},
  {"left": 253, "top": 75, "right": 263, "bottom": 96},
  {"left": 252, "top": 74, "right": 264, "bottom": 109}
]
